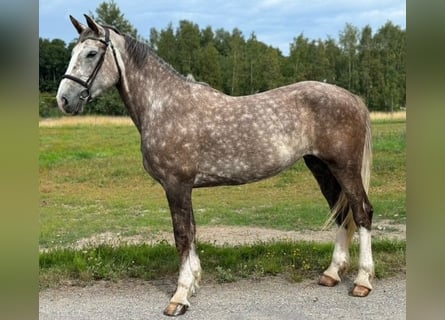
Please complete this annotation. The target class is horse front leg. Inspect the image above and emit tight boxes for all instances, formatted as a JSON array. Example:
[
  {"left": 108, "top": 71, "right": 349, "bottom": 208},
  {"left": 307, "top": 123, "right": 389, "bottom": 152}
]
[{"left": 163, "top": 183, "right": 201, "bottom": 317}]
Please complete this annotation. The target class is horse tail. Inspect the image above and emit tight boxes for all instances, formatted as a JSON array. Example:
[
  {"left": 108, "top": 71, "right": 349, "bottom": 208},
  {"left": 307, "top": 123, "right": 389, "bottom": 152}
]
[
  {"left": 361, "top": 109, "right": 372, "bottom": 197},
  {"left": 323, "top": 104, "right": 372, "bottom": 238}
]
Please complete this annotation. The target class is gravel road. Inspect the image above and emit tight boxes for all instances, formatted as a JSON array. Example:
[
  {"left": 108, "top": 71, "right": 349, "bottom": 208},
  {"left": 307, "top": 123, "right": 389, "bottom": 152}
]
[{"left": 39, "top": 274, "right": 405, "bottom": 320}]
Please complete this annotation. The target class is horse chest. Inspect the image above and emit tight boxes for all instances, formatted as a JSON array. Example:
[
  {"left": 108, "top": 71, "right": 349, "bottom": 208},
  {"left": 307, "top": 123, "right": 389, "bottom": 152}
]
[{"left": 140, "top": 130, "right": 198, "bottom": 183}]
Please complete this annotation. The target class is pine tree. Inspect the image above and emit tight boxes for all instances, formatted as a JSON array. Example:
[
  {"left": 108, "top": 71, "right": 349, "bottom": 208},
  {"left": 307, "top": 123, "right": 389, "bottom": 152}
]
[
  {"left": 155, "top": 23, "right": 179, "bottom": 70},
  {"left": 373, "top": 22, "right": 406, "bottom": 111},
  {"left": 323, "top": 37, "right": 341, "bottom": 84},
  {"left": 228, "top": 28, "right": 246, "bottom": 95},
  {"left": 288, "top": 34, "right": 310, "bottom": 82},
  {"left": 176, "top": 20, "right": 201, "bottom": 76},
  {"left": 91, "top": 0, "right": 138, "bottom": 38},
  {"left": 198, "top": 44, "right": 222, "bottom": 89}
]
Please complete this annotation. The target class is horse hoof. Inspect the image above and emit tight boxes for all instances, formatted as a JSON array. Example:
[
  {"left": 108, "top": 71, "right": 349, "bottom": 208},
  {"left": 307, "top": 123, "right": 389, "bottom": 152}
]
[
  {"left": 318, "top": 274, "right": 339, "bottom": 287},
  {"left": 352, "top": 285, "right": 371, "bottom": 297},
  {"left": 163, "top": 302, "right": 188, "bottom": 317}
]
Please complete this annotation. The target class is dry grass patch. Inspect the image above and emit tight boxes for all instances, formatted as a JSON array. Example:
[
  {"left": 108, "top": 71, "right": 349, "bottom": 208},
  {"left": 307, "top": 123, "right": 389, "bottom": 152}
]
[
  {"left": 370, "top": 111, "right": 406, "bottom": 121},
  {"left": 39, "top": 111, "right": 406, "bottom": 127},
  {"left": 39, "top": 116, "right": 133, "bottom": 127}
]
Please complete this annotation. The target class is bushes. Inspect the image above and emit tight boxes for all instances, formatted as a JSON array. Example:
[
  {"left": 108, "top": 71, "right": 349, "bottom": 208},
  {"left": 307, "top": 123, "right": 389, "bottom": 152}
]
[
  {"left": 39, "top": 88, "right": 128, "bottom": 118},
  {"left": 39, "top": 92, "right": 63, "bottom": 118},
  {"left": 84, "top": 88, "right": 128, "bottom": 116}
]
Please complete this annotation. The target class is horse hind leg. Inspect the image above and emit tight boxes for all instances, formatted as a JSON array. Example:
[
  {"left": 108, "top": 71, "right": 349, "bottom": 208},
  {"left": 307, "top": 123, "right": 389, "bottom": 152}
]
[
  {"left": 328, "top": 162, "right": 374, "bottom": 297},
  {"left": 351, "top": 195, "right": 374, "bottom": 297},
  {"left": 303, "top": 156, "right": 355, "bottom": 287}
]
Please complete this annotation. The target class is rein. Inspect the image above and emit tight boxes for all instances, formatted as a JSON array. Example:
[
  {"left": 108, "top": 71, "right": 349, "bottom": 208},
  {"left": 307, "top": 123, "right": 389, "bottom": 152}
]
[{"left": 61, "top": 27, "right": 121, "bottom": 102}]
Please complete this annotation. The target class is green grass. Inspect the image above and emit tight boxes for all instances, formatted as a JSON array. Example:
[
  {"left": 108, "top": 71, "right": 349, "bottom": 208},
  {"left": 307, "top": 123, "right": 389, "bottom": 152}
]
[
  {"left": 371, "top": 120, "right": 406, "bottom": 222},
  {"left": 39, "top": 240, "right": 405, "bottom": 288},
  {"left": 39, "top": 117, "right": 406, "bottom": 286}
]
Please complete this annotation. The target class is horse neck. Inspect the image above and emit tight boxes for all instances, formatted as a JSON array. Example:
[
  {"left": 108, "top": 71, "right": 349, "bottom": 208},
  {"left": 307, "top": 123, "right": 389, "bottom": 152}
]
[{"left": 116, "top": 44, "right": 188, "bottom": 130}]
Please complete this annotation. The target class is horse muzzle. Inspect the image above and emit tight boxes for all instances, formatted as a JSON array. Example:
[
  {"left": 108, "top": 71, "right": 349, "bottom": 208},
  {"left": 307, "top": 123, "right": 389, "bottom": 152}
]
[{"left": 56, "top": 91, "right": 86, "bottom": 115}]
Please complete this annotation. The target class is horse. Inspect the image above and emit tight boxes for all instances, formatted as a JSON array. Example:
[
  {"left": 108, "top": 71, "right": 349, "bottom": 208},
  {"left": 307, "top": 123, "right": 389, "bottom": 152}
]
[{"left": 56, "top": 15, "right": 374, "bottom": 317}]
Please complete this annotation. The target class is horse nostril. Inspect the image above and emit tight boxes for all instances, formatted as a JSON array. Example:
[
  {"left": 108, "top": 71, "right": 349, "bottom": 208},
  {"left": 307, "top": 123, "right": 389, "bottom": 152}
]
[{"left": 61, "top": 96, "right": 69, "bottom": 106}]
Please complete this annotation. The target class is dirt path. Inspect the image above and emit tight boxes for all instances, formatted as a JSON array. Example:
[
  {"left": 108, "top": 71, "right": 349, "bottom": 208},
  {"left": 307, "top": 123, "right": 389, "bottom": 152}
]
[
  {"left": 69, "top": 220, "right": 405, "bottom": 250},
  {"left": 39, "top": 274, "right": 406, "bottom": 320}
]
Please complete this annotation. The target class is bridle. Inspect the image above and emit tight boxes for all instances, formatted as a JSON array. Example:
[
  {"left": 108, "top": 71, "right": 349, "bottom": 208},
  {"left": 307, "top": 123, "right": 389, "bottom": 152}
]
[{"left": 61, "top": 27, "right": 121, "bottom": 102}]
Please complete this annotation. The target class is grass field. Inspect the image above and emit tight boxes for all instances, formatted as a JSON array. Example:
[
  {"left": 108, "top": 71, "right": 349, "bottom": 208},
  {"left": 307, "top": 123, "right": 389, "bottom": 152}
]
[{"left": 39, "top": 113, "right": 406, "bottom": 286}]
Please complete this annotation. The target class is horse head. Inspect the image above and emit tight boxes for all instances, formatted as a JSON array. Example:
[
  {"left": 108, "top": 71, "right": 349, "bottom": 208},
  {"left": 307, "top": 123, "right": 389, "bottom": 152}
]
[{"left": 56, "top": 15, "right": 122, "bottom": 115}]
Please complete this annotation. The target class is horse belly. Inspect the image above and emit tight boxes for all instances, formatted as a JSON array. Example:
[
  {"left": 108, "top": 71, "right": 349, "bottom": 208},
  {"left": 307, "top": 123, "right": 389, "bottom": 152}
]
[{"left": 194, "top": 136, "right": 306, "bottom": 187}]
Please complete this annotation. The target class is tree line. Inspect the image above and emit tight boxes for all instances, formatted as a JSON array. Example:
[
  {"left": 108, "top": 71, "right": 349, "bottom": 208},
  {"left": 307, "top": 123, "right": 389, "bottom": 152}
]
[{"left": 39, "top": 1, "right": 405, "bottom": 116}]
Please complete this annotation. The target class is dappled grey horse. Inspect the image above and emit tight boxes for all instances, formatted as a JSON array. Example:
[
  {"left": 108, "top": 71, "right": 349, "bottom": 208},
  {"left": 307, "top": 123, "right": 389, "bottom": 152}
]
[{"left": 57, "top": 15, "right": 374, "bottom": 316}]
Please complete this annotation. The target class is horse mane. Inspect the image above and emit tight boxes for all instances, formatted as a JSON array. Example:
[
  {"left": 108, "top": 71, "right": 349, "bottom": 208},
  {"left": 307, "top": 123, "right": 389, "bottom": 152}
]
[
  {"left": 123, "top": 34, "right": 190, "bottom": 82},
  {"left": 123, "top": 35, "right": 150, "bottom": 69}
]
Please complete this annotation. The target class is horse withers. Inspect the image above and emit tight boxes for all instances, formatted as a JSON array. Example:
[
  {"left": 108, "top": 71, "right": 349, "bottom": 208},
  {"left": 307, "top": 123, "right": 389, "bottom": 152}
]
[{"left": 56, "top": 15, "right": 374, "bottom": 316}]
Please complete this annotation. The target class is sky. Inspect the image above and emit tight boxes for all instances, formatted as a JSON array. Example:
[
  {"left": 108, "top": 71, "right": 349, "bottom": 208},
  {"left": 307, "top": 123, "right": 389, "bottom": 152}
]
[{"left": 39, "top": 0, "right": 406, "bottom": 56}]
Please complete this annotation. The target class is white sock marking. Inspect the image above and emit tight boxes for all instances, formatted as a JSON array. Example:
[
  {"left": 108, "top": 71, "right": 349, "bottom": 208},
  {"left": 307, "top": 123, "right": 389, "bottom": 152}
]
[
  {"left": 170, "top": 243, "right": 201, "bottom": 306},
  {"left": 355, "top": 227, "right": 374, "bottom": 289},
  {"left": 324, "top": 226, "right": 351, "bottom": 281}
]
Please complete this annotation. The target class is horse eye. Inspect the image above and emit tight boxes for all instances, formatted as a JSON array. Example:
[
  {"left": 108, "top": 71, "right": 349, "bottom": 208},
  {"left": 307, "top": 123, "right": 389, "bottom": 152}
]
[{"left": 87, "top": 51, "right": 98, "bottom": 58}]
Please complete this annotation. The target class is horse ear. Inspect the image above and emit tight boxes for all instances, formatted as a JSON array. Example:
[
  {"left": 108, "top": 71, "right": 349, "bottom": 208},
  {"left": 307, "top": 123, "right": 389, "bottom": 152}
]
[
  {"left": 84, "top": 14, "right": 101, "bottom": 35},
  {"left": 70, "top": 15, "right": 86, "bottom": 34}
]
